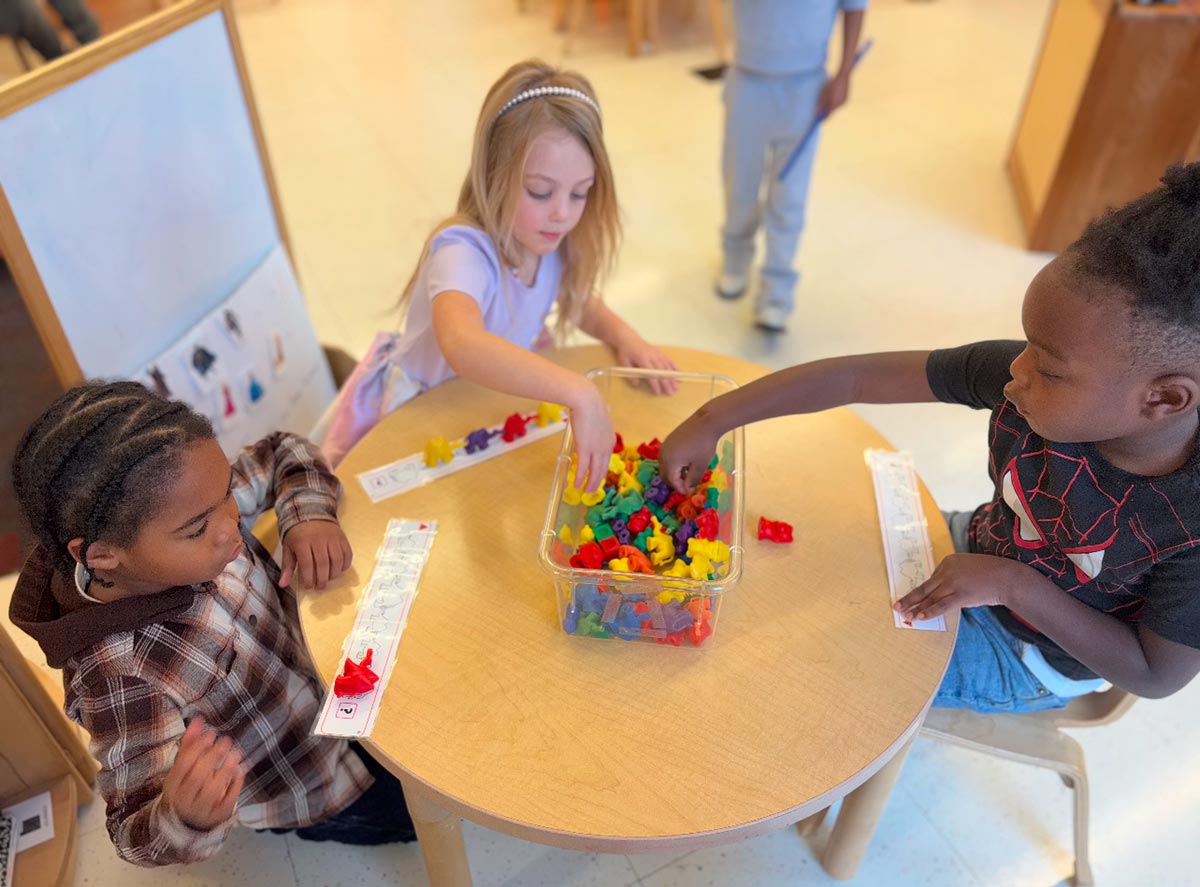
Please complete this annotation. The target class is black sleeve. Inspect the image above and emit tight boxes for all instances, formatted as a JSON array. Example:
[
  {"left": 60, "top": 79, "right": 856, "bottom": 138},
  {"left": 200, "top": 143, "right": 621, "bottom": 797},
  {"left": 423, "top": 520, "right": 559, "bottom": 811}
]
[
  {"left": 925, "top": 340, "right": 1025, "bottom": 410},
  {"left": 1140, "top": 549, "right": 1200, "bottom": 652}
]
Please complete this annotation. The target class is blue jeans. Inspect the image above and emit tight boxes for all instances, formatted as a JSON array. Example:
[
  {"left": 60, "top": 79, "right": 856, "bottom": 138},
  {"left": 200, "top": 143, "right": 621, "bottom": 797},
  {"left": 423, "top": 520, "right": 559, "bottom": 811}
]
[
  {"left": 934, "top": 606, "right": 1069, "bottom": 713},
  {"left": 269, "top": 743, "right": 417, "bottom": 845},
  {"left": 934, "top": 511, "right": 1069, "bottom": 714}
]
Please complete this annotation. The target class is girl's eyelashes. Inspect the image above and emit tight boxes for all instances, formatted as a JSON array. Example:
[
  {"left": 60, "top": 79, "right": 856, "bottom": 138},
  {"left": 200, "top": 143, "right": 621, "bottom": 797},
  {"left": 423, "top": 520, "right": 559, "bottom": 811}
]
[
  {"left": 570, "top": 192, "right": 587, "bottom": 201},
  {"left": 527, "top": 189, "right": 551, "bottom": 201},
  {"left": 186, "top": 520, "right": 209, "bottom": 540}
]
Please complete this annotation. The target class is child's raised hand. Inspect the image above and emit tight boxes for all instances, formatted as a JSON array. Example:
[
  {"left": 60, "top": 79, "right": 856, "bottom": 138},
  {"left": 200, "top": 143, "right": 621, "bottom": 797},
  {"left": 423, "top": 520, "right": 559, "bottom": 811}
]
[
  {"left": 568, "top": 386, "right": 615, "bottom": 494},
  {"left": 615, "top": 335, "right": 679, "bottom": 396},
  {"left": 658, "top": 413, "right": 721, "bottom": 494},
  {"left": 280, "top": 520, "right": 354, "bottom": 590},
  {"left": 162, "top": 717, "right": 245, "bottom": 832}
]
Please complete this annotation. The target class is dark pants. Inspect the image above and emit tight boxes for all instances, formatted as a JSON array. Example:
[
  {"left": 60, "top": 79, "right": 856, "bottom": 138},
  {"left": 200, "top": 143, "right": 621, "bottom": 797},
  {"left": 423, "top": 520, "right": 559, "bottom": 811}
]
[
  {"left": 0, "top": 0, "right": 100, "bottom": 61},
  {"left": 273, "top": 743, "right": 418, "bottom": 845}
]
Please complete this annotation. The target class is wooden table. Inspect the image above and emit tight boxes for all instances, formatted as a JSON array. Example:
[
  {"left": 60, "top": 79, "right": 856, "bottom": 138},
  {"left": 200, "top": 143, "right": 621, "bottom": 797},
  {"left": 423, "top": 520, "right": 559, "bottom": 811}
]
[{"left": 298, "top": 345, "right": 957, "bottom": 885}]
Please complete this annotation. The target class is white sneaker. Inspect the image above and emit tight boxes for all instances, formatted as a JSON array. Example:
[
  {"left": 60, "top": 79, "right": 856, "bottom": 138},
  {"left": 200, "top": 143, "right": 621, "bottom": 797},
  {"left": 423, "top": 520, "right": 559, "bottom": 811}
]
[
  {"left": 715, "top": 271, "right": 748, "bottom": 300},
  {"left": 753, "top": 303, "right": 790, "bottom": 332}
]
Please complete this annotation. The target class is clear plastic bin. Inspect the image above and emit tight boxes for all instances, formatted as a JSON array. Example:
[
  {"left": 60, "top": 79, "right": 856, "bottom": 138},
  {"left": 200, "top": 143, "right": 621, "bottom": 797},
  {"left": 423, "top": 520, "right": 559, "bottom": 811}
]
[{"left": 537, "top": 367, "right": 745, "bottom": 646}]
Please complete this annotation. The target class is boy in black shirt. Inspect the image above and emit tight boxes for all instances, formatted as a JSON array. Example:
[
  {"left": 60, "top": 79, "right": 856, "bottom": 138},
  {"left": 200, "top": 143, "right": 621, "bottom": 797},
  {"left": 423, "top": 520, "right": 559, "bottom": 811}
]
[{"left": 659, "top": 163, "right": 1200, "bottom": 712}]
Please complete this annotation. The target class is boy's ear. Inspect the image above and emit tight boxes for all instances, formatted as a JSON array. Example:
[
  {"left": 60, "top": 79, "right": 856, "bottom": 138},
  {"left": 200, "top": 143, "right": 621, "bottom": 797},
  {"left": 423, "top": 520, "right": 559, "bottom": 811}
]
[
  {"left": 1144, "top": 375, "right": 1200, "bottom": 420},
  {"left": 66, "top": 537, "right": 121, "bottom": 572}
]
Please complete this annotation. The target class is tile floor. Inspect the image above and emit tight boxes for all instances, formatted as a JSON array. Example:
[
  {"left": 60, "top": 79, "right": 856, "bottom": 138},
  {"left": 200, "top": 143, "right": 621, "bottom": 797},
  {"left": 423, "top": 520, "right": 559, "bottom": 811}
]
[{"left": 4, "top": 0, "right": 1200, "bottom": 884}]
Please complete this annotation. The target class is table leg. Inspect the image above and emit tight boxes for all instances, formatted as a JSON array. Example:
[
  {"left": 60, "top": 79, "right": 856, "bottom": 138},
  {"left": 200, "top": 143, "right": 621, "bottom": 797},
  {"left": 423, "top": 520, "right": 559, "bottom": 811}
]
[
  {"left": 821, "top": 737, "right": 915, "bottom": 880},
  {"left": 402, "top": 779, "right": 473, "bottom": 887},
  {"left": 795, "top": 807, "right": 828, "bottom": 836}
]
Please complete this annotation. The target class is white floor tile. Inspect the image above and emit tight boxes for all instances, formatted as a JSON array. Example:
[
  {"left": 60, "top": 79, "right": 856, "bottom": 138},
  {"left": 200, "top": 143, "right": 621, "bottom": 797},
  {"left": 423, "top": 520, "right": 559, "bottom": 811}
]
[
  {"left": 73, "top": 825, "right": 296, "bottom": 886},
  {"left": 461, "top": 821, "right": 641, "bottom": 887},
  {"left": 638, "top": 792, "right": 979, "bottom": 887},
  {"left": 285, "top": 834, "right": 430, "bottom": 887}
]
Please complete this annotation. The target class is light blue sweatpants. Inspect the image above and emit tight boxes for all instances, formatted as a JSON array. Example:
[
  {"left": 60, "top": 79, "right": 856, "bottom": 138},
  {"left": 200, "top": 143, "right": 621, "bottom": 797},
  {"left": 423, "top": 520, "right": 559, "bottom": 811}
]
[{"left": 721, "top": 67, "right": 825, "bottom": 315}]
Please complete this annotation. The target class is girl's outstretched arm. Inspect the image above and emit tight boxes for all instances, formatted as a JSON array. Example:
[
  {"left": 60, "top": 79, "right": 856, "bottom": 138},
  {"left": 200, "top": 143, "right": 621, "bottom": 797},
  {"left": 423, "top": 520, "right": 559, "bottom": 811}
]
[{"left": 433, "top": 291, "right": 612, "bottom": 491}]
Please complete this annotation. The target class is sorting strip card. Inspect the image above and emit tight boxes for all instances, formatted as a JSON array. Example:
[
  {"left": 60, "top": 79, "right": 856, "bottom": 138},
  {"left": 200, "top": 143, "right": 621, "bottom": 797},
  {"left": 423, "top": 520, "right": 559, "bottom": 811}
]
[
  {"left": 356, "top": 418, "right": 566, "bottom": 504},
  {"left": 314, "top": 519, "right": 438, "bottom": 738},
  {"left": 865, "top": 449, "right": 947, "bottom": 632}
]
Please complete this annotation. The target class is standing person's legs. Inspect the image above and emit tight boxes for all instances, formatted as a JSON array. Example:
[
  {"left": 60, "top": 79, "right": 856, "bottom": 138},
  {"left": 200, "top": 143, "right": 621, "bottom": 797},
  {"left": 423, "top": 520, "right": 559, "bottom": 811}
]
[
  {"left": 757, "top": 70, "right": 824, "bottom": 330},
  {"left": 719, "top": 68, "right": 770, "bottom": 299},
  {"left": 48, "top": 0, "right": 99, "bottom": 45}
]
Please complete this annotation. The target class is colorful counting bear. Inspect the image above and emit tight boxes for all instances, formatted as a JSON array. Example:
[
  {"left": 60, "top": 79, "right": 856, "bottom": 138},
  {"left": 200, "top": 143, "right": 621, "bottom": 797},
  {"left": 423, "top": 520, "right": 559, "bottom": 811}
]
[
  {"left": 646, "top": 532, "right": 675, "bottom": 567},
  {"left": 534, "top": 402, "right": 563, "bottom": 426},
  {"left": 464, "top": 428, "right": 494, "bottom": 454},
  {"left": 557, "top": 434, "right": 736, "bottom": 621},
  {"left": 423, "top": 436, "right": 455, "bottom": 467},
  {"left": 757, "top": 517, "right": 794, "bottom": 543}
]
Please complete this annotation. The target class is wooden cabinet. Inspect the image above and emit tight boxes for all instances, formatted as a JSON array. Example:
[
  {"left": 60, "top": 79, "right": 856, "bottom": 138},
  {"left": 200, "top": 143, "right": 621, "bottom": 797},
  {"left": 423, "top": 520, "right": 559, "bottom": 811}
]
[
  {"left": 1008, "top": 0, "right": 1200, "bottom": 252},
  {"left": 0, "top": 625, "right": 96, "bottom": 887}
]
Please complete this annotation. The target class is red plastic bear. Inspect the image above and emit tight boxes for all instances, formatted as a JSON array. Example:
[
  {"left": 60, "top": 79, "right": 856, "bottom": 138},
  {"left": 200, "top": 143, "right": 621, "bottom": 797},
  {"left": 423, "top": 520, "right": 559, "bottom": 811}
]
[
  {"left": 695, "top": 509, "right": 720, "bottom": 541},
  {"left": 501, "top": 412, "right": 530, "bottom": 442},
  {"left": 757, "top": 517, "right": 794, "bottom": 544},
  {"left": 626, "top": 507, "right": 652, "bottom": 535},
  {"left": 637, "top": 438, "right": 661, "bottom": 460},
  {"left": 612, "top": 432, "right": 625, "bottom": 454},
  {"left": 334, "top": 649, "right": 380, "bottom": 697},
  {"left": 569, "top": 541, "right": 605, "bottom": 570}
]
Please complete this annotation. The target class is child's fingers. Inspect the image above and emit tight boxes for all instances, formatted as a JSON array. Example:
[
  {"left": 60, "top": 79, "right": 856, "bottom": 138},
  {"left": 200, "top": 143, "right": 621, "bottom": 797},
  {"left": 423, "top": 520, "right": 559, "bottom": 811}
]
[
  {"left": 279, "top": 545, "right": 295, "bottom": 588},
  {"left": 339, "top": 535, "right": 354, "bottom": 575},
  {"left": 291, "top": 543, "right": 315, "bottom": 589},
  {"left": 312, "top": 543, "right": 331, "bottom": 589}
]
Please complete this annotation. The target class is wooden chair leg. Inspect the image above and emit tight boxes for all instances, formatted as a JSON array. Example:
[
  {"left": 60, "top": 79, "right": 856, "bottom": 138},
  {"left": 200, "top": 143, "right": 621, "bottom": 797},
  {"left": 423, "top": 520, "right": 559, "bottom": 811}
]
[
  {"left": 627, "top": 0, "right": 644, "bottom": 55},
  {"left": 12, "top": 38, "right": 33, "bottom": 72},
  {"left": 1064, "top": 762, "right": 1093, "bottom": 886},
  {"left": 564, "top": 0, "right": 586, "bottom": 52},
  {"left": 796, "top": 807, "right": 828, "bottom": 836}
]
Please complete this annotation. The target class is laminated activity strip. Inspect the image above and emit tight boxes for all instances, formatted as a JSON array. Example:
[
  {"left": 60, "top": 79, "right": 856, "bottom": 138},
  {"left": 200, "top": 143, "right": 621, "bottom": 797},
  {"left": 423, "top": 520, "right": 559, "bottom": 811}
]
[
  {"left": 357, "top": 405, "right": 567, "bottom": 504},
  {"left": 865, "top": 449, "right": 946, "bottom": 632},
  {"left": 314, "top": 519, "right": 438, "bottom": 738}
]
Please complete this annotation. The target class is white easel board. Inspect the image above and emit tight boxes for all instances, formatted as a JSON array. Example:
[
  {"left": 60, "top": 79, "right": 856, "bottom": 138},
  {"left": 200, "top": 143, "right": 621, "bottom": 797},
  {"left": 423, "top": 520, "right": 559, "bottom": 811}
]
[{"left": 0, "top": 0, "right": 334, "bottom": 453}]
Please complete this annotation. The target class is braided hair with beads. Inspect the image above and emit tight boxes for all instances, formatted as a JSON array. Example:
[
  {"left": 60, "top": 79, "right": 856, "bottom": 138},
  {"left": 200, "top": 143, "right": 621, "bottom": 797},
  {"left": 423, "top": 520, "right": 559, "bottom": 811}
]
[{"left": 12, "top": 381, "right": 214, "bottom": 589}]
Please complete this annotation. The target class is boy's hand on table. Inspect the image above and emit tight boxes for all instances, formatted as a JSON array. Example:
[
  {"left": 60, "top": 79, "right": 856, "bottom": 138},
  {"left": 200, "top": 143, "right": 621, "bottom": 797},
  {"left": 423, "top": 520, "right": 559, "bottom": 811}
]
[
  {"left": 615, "top": 334, "right": 679, "bottom": 396},
  {"left": 163, "top": 717, "right": 245, "bottom": 832},
  {"left": 895, "top": 553, "right": 1044, "bottom": 622},
  {"left": 281, "top": 520, "right": 354, "bottom": 589},
  {"left": 568, "top": 384, "right": 616, "bottom": 493},
  {"left": 659, "top": 412, "right": 720, "bottom": 494}
]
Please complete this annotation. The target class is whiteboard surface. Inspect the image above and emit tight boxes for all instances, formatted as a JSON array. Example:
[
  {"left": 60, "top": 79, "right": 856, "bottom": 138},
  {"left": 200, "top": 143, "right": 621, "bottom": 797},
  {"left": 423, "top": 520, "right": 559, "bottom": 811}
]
[{"left": 0, "top": 11, "right": 280, "bottom": 377}]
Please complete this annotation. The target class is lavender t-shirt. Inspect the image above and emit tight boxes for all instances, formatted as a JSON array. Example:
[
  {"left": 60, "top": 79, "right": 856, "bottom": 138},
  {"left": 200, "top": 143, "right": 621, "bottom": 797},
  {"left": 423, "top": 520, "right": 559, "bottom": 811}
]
[{"left": 396, "top": 225, "right": 562, "bottom": 389}]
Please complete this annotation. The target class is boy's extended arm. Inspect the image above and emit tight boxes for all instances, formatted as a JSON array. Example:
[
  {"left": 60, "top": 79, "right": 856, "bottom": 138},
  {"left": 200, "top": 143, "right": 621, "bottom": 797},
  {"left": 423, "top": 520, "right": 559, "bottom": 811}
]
[{"left": 659, "top": 351, "right": 936, "bottom": 490}]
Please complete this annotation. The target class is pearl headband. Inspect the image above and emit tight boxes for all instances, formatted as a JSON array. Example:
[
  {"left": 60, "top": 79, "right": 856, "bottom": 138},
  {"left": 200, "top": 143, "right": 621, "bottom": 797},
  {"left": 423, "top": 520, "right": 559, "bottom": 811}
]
[{"left": 492, "top": 86, "right": 601, "bottom": 124}]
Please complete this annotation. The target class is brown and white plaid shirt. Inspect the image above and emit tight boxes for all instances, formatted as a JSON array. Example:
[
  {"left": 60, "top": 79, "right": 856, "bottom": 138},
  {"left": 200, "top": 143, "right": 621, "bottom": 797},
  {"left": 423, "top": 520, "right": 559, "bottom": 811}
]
[{"left": 14, "top": 434, "right": 371, "bottom": 866}]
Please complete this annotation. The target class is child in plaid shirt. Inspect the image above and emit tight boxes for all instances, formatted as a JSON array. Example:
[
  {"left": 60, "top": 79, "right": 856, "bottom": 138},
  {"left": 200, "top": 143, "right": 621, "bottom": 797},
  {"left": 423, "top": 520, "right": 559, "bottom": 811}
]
[{"left": 9, "top": 381, "right": 415, "bottom": 866}]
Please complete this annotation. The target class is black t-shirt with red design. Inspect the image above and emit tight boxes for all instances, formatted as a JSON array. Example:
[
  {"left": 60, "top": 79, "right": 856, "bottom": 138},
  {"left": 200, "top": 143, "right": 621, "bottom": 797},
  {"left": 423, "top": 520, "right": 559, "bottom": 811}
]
[{"left": 927, "top": 340, "right": 1200, "bottom": 679}]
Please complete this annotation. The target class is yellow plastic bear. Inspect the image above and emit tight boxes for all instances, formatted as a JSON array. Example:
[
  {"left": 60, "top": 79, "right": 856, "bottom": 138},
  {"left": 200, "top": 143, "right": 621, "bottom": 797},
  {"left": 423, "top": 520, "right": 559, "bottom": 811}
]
[{"left": 423, "top": 437, "right": 455, "bottom": 467}]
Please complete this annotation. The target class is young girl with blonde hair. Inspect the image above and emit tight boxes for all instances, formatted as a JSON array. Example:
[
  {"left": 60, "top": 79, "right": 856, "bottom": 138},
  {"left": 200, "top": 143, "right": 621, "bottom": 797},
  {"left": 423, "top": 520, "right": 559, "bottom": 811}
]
[{"left": 322, "top": 59, "right": 675, "bottom": 488}]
